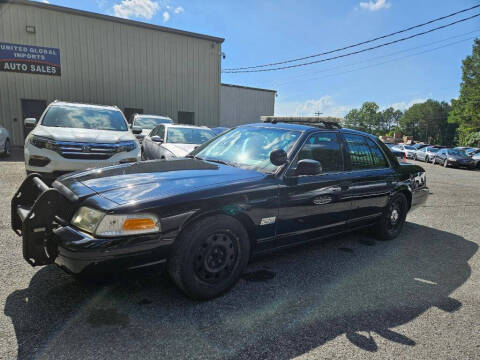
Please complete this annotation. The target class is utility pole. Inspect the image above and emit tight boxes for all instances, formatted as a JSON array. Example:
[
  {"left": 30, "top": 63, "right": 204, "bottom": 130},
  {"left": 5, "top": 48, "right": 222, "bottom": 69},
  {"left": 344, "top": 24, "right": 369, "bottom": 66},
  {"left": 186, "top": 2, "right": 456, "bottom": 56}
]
[{"left": 314, "top": 111, "right": 323, "bottom": 117}]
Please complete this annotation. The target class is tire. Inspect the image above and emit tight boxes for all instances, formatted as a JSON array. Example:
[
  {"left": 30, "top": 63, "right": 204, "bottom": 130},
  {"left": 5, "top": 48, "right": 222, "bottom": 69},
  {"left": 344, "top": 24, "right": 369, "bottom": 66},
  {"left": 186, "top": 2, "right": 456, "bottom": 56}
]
[
  {"left": 431, "top": 156, "right": 436, "bottom": 164},
  {"left": 1, "top": 138, "right": 10, "bottom": 157},
  {"left": 373, "top": 193, "right": 408, "bottom": 241},
  {"left": 443, "top": 159, "right": 448, "bottom": 168},
  {"left": 168, "top": 214, "right": 250, "bottom": 300},
  {"left": 413, "top": 154, "right": 417, "bottom": 161}
]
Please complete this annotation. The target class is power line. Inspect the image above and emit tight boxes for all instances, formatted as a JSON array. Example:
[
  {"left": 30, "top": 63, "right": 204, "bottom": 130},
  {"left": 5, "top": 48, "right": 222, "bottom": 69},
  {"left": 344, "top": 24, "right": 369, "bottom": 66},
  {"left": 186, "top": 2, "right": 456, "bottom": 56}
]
[
  {"left": 270, "top": 29, "right": 480, "bottom": 87},
  {"left": 223, "top": 4, "right": 480, "bottom": 71},
  {"left": 223, "top": 12, "right": 480, "bottom": 73}
]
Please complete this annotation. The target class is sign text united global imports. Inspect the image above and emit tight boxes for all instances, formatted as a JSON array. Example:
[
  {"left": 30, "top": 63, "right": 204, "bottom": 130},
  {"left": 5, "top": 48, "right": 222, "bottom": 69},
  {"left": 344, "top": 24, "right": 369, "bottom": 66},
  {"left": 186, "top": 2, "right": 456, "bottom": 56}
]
[{"left": 0, "top": 42, "right": 61, "bottom": 76}]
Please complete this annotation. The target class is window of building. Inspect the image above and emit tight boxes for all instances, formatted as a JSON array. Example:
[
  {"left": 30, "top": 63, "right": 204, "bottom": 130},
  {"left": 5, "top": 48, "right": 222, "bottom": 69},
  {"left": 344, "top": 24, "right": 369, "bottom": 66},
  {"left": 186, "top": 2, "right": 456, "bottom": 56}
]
[
  {"left": 344, "top": 134, "right": 388, "bottom": 169},
  {"left": 296, "top": 132, "right": 343, "bottom": 172},
  {"left": 178, "top": 111, "right": 195, "bottom": 125}
]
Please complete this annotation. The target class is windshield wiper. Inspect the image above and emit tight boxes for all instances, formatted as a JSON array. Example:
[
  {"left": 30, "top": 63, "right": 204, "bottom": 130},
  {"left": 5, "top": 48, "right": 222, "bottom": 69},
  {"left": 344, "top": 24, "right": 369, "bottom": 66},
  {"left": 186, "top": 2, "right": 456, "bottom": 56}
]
[
  {"left": 185, "top": 155, "right": 204, "bottom": 160},
  {"left": 204, "top": 158, "right": 239, "bottom": 167}
]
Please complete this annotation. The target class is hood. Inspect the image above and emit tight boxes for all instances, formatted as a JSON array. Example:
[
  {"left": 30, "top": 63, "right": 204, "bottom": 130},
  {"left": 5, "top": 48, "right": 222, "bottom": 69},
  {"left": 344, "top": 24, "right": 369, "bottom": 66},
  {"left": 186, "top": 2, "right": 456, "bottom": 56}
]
[
  {"left": 162, "top": 143, "right": 197, "bottom": 157},
  {"left": 32, "top": 125, "right": 136, "bottom": 143},
  {"left": 59, "top": 158, "right": 264, "bottom": 205}
]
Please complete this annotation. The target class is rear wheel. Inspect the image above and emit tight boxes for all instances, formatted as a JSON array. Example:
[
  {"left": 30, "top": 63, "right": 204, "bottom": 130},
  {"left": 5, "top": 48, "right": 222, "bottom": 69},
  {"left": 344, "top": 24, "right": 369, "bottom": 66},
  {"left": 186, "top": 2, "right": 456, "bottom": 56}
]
[
  {"left": 168, "top": 215, "right": 250, "bottom": 300},
  {"left": 2, "top": 138, "right": 10, "bottom": 157},
  {"left": 373, "top": 193, "right": 408, "bottom": 241}
]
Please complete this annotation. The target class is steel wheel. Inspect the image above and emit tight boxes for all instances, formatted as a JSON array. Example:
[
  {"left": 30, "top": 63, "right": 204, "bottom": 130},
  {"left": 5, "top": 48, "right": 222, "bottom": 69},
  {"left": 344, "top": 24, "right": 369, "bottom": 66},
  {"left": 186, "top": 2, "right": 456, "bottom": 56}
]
[
  {"left": 385, "top": 198, "right": 404, "bottom": 233},
  {"left": 373, "top": 193, "right": 407, "bottom": 240},
  {"left": 193, "top": 231, "right": 238, "bottom": 284}
]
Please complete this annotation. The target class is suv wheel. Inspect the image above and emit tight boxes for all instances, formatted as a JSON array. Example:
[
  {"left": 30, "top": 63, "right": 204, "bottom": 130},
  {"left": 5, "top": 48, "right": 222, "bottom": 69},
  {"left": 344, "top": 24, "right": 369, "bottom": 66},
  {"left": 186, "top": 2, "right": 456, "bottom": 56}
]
[
  {"left": 373, "top": 193, "right": 408, "bottom": 241},
  {"left": 168, "top": 214, "right": 250, "bottom": 300},
  {"left": 2, "top": 139, "right": 10, "bottom": 157}
]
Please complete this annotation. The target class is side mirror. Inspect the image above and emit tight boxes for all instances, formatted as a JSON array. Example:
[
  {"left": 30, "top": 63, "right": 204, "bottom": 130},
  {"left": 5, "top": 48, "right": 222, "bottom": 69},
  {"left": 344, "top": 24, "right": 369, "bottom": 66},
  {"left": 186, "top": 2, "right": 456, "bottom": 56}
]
[
  {"left": 24, "top": 118, "right": 37, "bottom": 128},
  {"left": 296, "top": 159, "right": 322, "bottom": 176},
  {"left": 151, "top": 135, "right": 163, "bottom": 143},
  {"left": 131, "top": 126, "right": 142, "bottom": 134},
  {"left": 270, "top": 149, "right": 287, "bottom": 166}
]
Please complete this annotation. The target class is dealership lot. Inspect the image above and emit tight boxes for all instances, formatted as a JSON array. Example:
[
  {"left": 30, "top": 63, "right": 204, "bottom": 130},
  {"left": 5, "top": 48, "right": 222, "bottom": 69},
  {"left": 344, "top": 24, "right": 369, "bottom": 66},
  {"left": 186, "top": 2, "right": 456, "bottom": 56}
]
[{"left": 0, "top": 153, "right": 479, "bottom": 360}]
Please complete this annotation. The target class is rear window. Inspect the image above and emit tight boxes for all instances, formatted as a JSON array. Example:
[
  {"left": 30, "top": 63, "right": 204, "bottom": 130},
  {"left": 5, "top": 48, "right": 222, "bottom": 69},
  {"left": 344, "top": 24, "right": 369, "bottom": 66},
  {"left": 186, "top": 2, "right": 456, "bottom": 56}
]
[{"left": 41, "top": 105, "right": 127, "bottom": 131}]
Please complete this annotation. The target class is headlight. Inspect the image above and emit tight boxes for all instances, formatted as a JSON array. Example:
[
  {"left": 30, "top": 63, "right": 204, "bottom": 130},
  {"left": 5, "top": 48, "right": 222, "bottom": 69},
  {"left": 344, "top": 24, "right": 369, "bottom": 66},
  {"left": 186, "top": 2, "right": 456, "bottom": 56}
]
[
  {"left": 71, "top": 206, "right": 160, "bottom": 237},
  {"left": 448, "top": 157, "right": 456, "bottom": 161},
  {"left": 116, "top": 141, "right": 137, "bottom": 152},
  {"left": 29, "top": 135, "right": 57, "bottom": 150}
]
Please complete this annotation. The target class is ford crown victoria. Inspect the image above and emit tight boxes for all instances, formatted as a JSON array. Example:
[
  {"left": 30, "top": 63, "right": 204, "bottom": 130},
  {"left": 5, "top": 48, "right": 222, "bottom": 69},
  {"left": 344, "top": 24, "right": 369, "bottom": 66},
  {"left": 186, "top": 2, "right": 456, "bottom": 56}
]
[{"left": 11, "top": 119, "right": 428, "bottom": 299}]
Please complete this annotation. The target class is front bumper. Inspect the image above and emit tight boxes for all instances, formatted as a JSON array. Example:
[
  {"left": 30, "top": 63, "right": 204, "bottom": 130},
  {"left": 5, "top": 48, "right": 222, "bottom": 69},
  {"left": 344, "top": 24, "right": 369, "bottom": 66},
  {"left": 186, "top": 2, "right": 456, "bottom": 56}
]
[
  {"left": 11, "top": 174, "right": 172, "bottom": 275},
  {"left": 24, "top": 144, "right": 141, "bottom": 175}
]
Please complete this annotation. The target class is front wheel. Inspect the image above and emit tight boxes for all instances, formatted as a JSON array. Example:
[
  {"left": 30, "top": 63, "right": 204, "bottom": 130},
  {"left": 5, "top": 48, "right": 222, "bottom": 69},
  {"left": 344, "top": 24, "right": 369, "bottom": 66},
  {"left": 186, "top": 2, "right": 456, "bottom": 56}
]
[
  {"left": 168, "top": 215, "right": 250, "bottom": 300},
  {"left": 373, "top": 193, "right": 408, "bottom": 241}
]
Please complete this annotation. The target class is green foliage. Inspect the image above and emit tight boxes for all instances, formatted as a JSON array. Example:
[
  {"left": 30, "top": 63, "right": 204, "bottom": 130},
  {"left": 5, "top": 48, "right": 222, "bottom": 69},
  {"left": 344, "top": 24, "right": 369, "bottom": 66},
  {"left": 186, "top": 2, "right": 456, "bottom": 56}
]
[
  {"left": 449, "top": 38, "right": 480, "bottom": 145},
  {"left": 343, "top": 102, "right": 402, "bottom": 136},
  {"left": 398, "top": 100, "right": 453, "bottom": 145}
]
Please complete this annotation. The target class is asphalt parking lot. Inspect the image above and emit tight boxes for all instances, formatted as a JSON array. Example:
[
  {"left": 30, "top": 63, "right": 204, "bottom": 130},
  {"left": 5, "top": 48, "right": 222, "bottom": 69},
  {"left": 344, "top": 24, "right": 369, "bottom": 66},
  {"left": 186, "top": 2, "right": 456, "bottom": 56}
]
[{"left": 0, "top": 151, "right": 479, "bottom": 360}]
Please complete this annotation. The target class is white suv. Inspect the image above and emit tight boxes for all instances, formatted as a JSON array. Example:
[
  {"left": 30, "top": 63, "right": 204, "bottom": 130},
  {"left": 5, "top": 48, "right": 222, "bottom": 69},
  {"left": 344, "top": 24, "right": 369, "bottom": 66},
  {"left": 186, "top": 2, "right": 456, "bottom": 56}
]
[{"left": 24, "top": 101, "right": 141, "bottom": 178}]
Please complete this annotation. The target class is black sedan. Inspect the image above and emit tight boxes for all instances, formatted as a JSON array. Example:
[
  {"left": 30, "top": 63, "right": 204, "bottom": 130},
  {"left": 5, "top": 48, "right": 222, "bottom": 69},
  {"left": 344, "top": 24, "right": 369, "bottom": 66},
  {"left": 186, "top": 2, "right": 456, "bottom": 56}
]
[
  {"left": 433, "top": 148, "right": 475, "bottom": 169},
  {"left": 11, "top": 120, "right": 428, "bottom": 299}
]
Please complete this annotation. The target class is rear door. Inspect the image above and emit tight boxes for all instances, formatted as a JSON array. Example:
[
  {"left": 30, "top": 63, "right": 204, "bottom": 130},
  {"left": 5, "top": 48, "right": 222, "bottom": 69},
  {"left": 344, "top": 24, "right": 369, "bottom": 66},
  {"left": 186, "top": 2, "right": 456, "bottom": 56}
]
[
  {"left": 341, "top": 133, "right": 395, "bottom": 228},
  {"left": 276, "top": 131, "right": 351, "bottom": 245}
]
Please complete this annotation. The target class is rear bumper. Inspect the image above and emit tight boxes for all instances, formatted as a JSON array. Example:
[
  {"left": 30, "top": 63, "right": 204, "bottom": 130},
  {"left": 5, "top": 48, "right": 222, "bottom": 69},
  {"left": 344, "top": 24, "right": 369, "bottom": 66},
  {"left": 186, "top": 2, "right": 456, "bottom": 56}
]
[
  {"left": 410, "top": 187, "right": 429, "bottom": 210},
  {"left": 11, "top": 174, "right": 172, "bottom": 275}
]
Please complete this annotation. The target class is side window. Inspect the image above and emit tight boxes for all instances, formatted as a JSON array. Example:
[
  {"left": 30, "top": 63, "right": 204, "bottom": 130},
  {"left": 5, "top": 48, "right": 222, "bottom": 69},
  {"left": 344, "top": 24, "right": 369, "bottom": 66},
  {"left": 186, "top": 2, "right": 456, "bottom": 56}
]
[
  {"left": 366, "top": 138, "right": 389, "bottom": 168},
  {"left": 296, "top": 132, "right": 343, "bottom": 172},
  {"left": 157, "top": 125, "right": 165, "bottom": 139},
  {"left": 344, "top": 134, "right": 388, "bottom": 169},
  {"left": 149, "top": 127, "right": 158, "bottom": 137}
]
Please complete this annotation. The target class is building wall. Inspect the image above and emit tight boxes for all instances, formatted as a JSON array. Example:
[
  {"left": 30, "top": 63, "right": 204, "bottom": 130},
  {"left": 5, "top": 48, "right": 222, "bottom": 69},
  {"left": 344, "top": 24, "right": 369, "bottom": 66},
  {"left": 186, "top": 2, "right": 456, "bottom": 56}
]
[
  {"left": 220, "top": 84, "right": 275, "bottom": 128},
  {"left": 0, "top": 1, "right": 222, "bottom": 145}
]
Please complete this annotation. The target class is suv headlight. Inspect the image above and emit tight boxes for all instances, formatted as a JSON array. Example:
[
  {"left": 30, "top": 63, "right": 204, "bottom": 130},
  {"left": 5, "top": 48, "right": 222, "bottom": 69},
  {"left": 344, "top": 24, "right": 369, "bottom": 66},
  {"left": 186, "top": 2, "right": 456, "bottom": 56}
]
[
  {"left": 116, "top": 141, "right": 137, "bottom": 152},
  {"left": 29, "top": 135, "right": 57, "bottom": 150},
  {"left": 71, "top": 206, "right": 160, "bottom": 237}
]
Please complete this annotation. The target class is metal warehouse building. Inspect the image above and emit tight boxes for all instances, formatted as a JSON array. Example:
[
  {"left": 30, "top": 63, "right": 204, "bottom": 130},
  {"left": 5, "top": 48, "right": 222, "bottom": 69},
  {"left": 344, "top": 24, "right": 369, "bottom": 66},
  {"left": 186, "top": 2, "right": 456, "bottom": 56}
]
[
  {"left": 0, "top": 0, "right": 224, "bottom": 146},
  {"left": 220, "top": 83, "right": 276, "bottom": 128}
]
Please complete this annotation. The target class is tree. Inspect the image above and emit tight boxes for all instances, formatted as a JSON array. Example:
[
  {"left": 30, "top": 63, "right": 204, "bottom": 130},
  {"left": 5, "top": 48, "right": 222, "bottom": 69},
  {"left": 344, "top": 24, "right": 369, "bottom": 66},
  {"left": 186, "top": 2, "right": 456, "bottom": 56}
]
[
  {"left": 343, "top": 102, "right": 381, "bottom": 134},
  {"left": 379, "top": 107, "right": 402, "bottom": 133},
  {"left": 399, "top": 100, "right": 453, "bottom": 145},
  {"left": 448, "top": 38, "right": 480, "bottom": 146}
]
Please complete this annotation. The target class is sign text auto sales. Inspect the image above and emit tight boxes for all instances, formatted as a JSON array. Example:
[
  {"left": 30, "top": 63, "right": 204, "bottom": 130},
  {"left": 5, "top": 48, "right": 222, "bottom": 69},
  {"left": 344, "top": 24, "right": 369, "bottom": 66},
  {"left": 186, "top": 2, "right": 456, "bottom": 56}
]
[{"left": 0, "top": 42, "right": 61, "bottom": 76}]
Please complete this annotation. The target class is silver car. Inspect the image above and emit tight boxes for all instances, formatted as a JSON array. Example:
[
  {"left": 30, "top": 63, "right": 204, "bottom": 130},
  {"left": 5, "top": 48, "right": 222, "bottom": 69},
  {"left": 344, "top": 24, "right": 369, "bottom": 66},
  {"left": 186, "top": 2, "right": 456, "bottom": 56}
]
[
  {"left": 392, "top": 144, "right": 416, "bottom": 159},
  {"left": 415, "top": 146, "right": 441, "bottom": 163},
  {"left": 0, "top": 126, "right": 11, "bottom": 157},
  {"left": 142, "top": 124, "right": 216, "bottom": 160}
]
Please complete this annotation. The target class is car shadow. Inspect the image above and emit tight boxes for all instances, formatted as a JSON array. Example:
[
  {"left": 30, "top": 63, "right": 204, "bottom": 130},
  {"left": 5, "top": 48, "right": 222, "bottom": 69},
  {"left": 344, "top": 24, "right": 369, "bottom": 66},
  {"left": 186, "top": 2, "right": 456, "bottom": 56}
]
[
  {"left": 4, "top": 223, "right": 477, "bottom": 359},
  {"left": 0, "top": 147, "right": 24, "bottom": 162}
]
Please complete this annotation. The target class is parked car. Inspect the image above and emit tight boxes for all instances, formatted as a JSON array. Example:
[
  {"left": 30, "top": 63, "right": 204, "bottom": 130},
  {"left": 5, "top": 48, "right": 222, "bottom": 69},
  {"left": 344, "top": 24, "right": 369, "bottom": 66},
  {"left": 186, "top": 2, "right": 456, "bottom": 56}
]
[
  {"left": 434, "top": 148, "right": 475, "bottom": 169},
  {"left": 385, "top": 143, "right": 406, "bottom": 161},
  {"left": 11, "top": 120, "right": 428, "bottom": 299},
  {"left": 131, "top": 114, "right": 173, "bottom": 143},
  {"left": 465, "top": 148, "right": 480, "bottom": 156},
  {"left": 453, "top": 146, "right": 474, "bottom": 152},
  {"left": 211, "top": 127, "right": 229, "bottom": 135},
  {"left": 412, "top": 143, "right": 430, "bottom": 150},
  {"left": 142, "top": 124, "right": 215, "bottom": 160},
  {"left": 24, "top": 101, "right": 141, "bottom": 179},
  {"left": 392, "top": 144, "right": 416, "bottom": 159},
  {"left": 0, "top": 126, "right": 11, "bottom": 157},
  {"left": 414, "top": 146, "right": 440, "bottom": 162},
  {"left": 470, "top": 150, "right": 480, "bottom": 169}
]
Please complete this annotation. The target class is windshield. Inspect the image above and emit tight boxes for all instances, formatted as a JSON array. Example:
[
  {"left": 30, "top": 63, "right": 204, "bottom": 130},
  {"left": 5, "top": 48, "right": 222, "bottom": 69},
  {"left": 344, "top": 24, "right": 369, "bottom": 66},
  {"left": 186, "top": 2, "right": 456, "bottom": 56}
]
[
  {"left": 134, "top": 116, "right": 172, "bottom": 129},
  {"left": 41, "top": 105, "right": 127, "bottom": 131},
  {"left": 448, "top": 149, "right": 467, "bottom": 156},
  {"left": 166, "top": 127, "right": 215, "bottom": 144},
  {"left": 190, "top": 126, "right": 302, "bottom": 173},
  {"left": 428, "top": 147, "right": 440, "bottom": 153}
]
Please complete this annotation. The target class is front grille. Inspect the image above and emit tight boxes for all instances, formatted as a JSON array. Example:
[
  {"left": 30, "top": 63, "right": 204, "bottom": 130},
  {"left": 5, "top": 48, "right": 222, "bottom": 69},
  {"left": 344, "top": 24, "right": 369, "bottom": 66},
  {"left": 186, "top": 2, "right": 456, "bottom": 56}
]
[{"left": 56, "top": 142, "right": 118, "bottom": 160}]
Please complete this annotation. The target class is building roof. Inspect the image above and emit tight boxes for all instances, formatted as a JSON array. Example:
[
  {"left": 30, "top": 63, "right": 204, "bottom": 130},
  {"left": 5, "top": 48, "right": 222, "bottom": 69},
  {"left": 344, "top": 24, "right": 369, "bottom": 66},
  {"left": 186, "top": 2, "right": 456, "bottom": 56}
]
[
  {"left": 2, "top": 0, "right": 224, "bottom": 43},
  {"left": 221, "top": 83, "right": 277, "bottom": 93}
]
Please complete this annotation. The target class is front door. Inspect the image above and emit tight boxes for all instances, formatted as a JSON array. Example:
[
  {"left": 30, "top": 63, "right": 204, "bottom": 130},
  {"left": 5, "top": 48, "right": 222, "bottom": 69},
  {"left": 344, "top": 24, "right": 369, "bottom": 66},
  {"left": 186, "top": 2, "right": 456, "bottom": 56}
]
[
  {"left": 276, "top": 131, "right": 350, "bottom": 245},
  {"left": 342, "top": 133, "right": 394, "bottom": 227},
  {"left": 21, "top": 99, "right": 47, "bottom": 138}
]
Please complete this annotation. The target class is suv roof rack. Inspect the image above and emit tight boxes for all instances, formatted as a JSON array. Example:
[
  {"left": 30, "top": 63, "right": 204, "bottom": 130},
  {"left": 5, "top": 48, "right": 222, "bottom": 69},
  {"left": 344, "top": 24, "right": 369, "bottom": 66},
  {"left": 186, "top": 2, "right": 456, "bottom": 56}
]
[{"left": 261, "top": 116, "right": 342, "bottom": 129}]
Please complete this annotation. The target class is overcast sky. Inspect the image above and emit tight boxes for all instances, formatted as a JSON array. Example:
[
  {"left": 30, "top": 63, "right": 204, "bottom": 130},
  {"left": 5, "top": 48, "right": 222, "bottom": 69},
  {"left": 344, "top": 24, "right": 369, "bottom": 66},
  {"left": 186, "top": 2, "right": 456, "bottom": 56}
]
[{"left": 37, "top": 0, "right": 480, "bottom": 117}]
